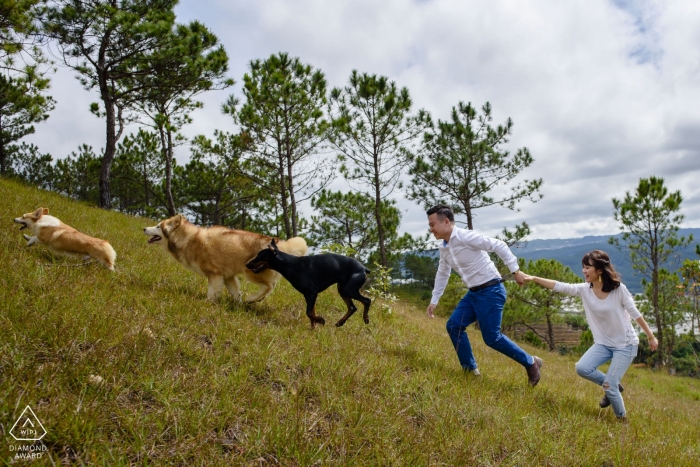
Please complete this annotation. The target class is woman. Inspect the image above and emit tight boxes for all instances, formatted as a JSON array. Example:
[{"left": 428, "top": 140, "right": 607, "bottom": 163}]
[{"left": 522, "top": 250, "right": 658, "bottom": 420}]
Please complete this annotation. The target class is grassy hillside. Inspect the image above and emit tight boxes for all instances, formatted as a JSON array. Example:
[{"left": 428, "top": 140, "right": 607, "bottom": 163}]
[{"left": 1, "top": 177, "right": 699, "bottom": 466}]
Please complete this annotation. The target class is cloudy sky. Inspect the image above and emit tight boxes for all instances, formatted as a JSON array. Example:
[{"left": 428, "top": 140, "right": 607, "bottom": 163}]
[{"left": 26, "top": 0, "right": 700, "bottom": 240}]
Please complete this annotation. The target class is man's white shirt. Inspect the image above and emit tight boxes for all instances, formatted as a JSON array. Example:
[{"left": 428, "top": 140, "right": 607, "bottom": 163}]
[{"left": 430, "top": 226, "right": 520, "bottom": 305}]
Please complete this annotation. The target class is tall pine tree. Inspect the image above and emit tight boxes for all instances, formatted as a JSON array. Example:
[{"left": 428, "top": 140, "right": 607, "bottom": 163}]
[
  {"left": 610, "top": 176, "right": 692, "bottom": 365},
  {"left": 224, "top": 52, "right": 332, "bottom": 238},
  {"left": 406, "top": 101, "right": 542, "bottom": 243},
  {"left": 328, "top": 71, "right": 426, "bottom": 266},
  {"left": 43, "top": 0, "right": 178, "bottom": 208}
]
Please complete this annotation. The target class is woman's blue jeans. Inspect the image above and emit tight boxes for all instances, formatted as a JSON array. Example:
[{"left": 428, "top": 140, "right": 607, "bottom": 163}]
[
  {"left": 575, "top": 343, "right": 638, "bottom": 418},
  {"left": 446, "top": 283, "right": 534, "bottom": 371}
]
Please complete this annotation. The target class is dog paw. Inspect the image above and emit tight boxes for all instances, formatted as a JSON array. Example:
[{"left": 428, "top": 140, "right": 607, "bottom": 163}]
[
  {"left": 335, "top": 320, "right": 345, "bottom": 327},
  {"left": 363, "top": 316, "right": 370, "bottom": 324},
  {"left": 316, "top": 317, "right": 326, "bottom": 326}
]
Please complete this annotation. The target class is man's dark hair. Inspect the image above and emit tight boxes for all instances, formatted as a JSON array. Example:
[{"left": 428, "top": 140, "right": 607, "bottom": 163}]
[{"left": 426, "top": 205, "right": 454, "bottom": 222}]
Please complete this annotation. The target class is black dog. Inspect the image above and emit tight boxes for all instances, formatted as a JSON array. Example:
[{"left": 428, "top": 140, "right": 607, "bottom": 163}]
[{"left": 246, "top": 239, "right": 372, "bottom": 328}]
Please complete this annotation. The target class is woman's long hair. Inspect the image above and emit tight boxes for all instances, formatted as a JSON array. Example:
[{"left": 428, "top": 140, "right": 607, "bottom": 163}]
[{"left": 582, "top": 250, "right": 621, "bottom": 292}]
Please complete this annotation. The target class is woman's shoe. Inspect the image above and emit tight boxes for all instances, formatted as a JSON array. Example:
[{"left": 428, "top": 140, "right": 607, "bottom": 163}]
[{"left": 599, "top": 383, "right": 625, "bottom": 408}]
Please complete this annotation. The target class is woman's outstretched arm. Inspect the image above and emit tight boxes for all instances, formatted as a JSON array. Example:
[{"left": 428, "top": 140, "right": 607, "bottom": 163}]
[{"left": 522, "top": 274, "right": 557, "bottom": 289}]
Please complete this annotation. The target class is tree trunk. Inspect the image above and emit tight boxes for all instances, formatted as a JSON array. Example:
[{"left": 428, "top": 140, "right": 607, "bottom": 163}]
[
  {"left": 546, "top": 312, "right": 555, "bottom": 351},
  {"left": 158, "top": 125, "right": 176, "bottom": 216},
  {"left": 652, "top": 251, "right": 664, "bottom": 365},
  {"left": 465, "top": 203, "right": 474, "bottom": 230},
  {"left": 0, "top": 114, "right": 6, "bottom": 174},
  {"left": 286, "top": 152, "right": 298, "bottom": 237},
  {"left": 142, "top": 157, "right": 149, "bottom": 209},
  {"left": 374, "top": 172, "right": 387, "bottom": 267},
  {"left": 0, "top": 139, "right": 6, "bottom": 174},
  {"left": 99, "top": 98, "right": 117, "bottom": 209},
  {"left": 278, "top": 149, "right": 291, "bottom": 239}
]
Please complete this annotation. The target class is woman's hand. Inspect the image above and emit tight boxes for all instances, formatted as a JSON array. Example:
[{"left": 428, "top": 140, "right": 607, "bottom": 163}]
[
  {"left": 521, "top": 273, "right": 535, "bottom": 282},
  {"left": 648, "top": 335, "right": 659, "bottom": 351}
]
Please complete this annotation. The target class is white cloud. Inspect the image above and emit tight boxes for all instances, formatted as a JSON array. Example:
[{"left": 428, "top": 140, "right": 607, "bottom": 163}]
[{"left": 22, "top": 0, "right": 700, "bottom": 239}]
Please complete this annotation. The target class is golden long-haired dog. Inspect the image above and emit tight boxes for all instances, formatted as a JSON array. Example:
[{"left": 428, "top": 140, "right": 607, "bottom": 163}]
[
  {"left": 14, "top": 207, "right": 116, "bottom": 269},
  {"left": 144, "top": 214, "right": 307, "bottom": 302}
]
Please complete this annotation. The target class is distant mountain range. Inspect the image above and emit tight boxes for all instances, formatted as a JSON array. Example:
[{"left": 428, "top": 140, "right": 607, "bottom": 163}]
[{"left": 512, "top": 228, "right": 700, "bottom": 293}]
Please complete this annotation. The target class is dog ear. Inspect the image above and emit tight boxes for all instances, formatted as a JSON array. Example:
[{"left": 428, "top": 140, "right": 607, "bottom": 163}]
[
  {"left": 32, "top": 208, "right": 43, "bottom": 218},
  {"left": 268, "top": 238, "right": 279, "bottom": 254},
  {"left": 42, "top": 208, "right": 49, "bottom": 215},
  {"left": 172, "top": 214, "right": 183, "bottom": 230}
]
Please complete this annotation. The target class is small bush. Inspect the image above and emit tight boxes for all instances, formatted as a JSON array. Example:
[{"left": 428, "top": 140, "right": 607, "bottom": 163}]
[{"left": 522, "top": 330, "right": 547, "bottom": 350}]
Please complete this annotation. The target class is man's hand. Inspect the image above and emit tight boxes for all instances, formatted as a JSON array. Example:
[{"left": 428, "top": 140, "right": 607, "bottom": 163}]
[
  {"left": 513, "top": 270, "right": 526, "bottom": 286},
  {"left": 426, "top": 303, "right": 436, "bottom": 318}
]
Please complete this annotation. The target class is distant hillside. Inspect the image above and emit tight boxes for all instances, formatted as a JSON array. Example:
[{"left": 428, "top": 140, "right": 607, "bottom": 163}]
[{"left": 514, "top": 229, "right": 700, "bottom": 293}]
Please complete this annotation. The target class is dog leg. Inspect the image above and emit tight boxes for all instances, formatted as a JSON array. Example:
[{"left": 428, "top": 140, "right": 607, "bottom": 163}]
[
  {"left": 304, "top": 293, "right": 325, "bottom": 329},
  {"left": 243, "top": 270, "right": 278, "bottom": 302},
  {"left": 336, "top": 289, "right": 357, "bottom": 327},
  {"left": 224, "top": 276, "right": 242, "bottom": 301},
  {"left": 359, "top": 295, "right": 372, "bottom": 324},
  {"left": 207, "top": 276, "right": 225, "bottom": 301},
  {"left": 346, "top": 273, "right": 372, "bottom": 324},
  {"left": 23, "top": 234, "right": 38, "bottom": 246}
]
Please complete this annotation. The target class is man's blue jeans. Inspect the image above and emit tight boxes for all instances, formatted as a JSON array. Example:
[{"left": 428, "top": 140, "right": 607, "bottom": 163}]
[
  {"left": 575, "top": 343, "right": 638, "bottom": 418},
  {"left": 446, "top": 283, "right": 534, "bottom": 371}
]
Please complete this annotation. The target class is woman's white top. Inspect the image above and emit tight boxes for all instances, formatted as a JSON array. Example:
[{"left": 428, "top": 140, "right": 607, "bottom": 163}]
[{"left": 553, "top": 282, "right": 641, "bottom": 347}]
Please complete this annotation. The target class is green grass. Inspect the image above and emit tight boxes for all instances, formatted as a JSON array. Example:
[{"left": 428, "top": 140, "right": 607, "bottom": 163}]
[{"left": 1, "top": 177, "right": 699, "bottom": 466}]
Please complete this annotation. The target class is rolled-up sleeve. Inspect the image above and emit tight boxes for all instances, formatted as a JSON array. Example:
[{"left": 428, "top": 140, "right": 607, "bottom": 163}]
[{"left": 430, "top": 255, "right": 451, "bottom": 305}]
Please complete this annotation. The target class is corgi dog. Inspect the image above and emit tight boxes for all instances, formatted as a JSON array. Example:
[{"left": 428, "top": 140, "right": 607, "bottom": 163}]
[{"left": 14, "top": 208, "right": 116, "bottom": 270}]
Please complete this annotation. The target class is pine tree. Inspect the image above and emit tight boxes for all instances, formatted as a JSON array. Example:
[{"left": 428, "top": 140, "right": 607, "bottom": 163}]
[
  {"left": 329, "top": 71, "right": 427, "bottom": 266},
  {"left": 0, "top": 71, "right": 54, "bottom": 174},
  {"left": 134, "top": 20, "right": 232, "bottom": 215},
  {"left": 610, "top": 176, "right": 693, "bottom": 365},
  {"left": 225, "top": 52, "right": 332, "bottom": 238},
  {"left": 307, "top": 189, "right": 406, "bottom": 263},
  {"left": 43, "top": 0, "right": 178, "bottom": 208},
  {"left": 179, "top": 131, "right": 263, "bottom": 229},
  {"left": 406, "top": 101, "right": 542, "bottom": 243}
]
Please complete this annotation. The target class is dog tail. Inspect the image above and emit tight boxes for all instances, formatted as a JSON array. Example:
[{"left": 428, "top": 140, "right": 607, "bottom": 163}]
[{"left": 279, "top": 236, "right": 308, "bottom": 257}]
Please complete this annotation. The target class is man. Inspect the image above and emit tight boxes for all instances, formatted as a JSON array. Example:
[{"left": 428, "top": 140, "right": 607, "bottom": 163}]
[{"left": 426, "top": 205, "right": 542, "bottom": 386}]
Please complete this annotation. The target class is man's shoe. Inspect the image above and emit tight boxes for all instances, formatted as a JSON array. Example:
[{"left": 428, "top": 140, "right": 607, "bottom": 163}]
[
  {"left": 470, "top": 368, "right": 481, "bottom": 376},
  {"left": 527, "top": 356, "right": 543, "bottom": 387},
  {"left": 599, "top": 383, "right": 624, "bottom": 408}
]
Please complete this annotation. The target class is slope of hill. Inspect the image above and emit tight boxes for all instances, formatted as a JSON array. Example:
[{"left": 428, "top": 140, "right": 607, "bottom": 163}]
[
  {"left": 515, "top": 231, "right": 700, "bottom": 294},
  {"left": 1, "top": 177, "right": 699, "bottom": 466}
]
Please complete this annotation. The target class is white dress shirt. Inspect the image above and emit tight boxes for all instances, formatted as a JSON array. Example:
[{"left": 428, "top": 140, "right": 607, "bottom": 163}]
[
  {"left": 552, "top": 282, "right": 641, "bottom": 347},
  {"left": 430, "top": 226, "right": 520, "bottom": 305}
]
